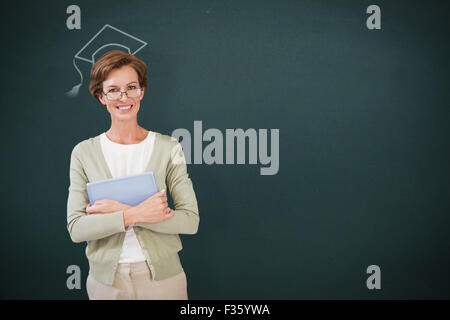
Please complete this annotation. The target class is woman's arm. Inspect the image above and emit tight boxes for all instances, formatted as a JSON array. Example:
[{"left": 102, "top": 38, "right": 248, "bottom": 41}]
[
  {"left": 67, "top": 146, "right": 126, "bottom": 243},
  {"left": 134, "top": 141, "right": 200, "bottom": 235}
]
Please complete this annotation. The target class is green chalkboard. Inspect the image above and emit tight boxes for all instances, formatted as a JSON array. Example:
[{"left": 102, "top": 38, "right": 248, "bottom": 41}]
[{"left": 1, "top": 0, "right": 449, "bottom": 299}]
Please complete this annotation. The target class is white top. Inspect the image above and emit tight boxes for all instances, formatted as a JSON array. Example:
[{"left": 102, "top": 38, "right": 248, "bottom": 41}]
[{"left": 100, "top": 131, "right": 156, "bottom": 263}]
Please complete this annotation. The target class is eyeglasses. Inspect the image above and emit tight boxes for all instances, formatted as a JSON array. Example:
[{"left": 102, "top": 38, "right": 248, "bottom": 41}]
[{"left": 102, "top": 87, "right": 142, "bottom": 101}]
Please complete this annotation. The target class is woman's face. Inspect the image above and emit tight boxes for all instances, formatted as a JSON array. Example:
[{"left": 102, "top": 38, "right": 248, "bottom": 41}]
[{"left": 98, "top": 65, "right": 145, "bottom": 120}]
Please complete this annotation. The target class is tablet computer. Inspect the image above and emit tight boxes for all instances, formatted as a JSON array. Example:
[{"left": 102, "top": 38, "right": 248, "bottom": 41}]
[{"left": 86, "top": 171, "right": 158, "bottom": 206}]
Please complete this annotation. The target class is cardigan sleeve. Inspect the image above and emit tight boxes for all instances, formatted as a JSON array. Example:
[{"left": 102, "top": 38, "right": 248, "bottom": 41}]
[
  {"left": 66, "top": 145, "right": 126, "bottom": 243},
  {"left": 135, "top": 140, "right": 200, "bottom": 235}
]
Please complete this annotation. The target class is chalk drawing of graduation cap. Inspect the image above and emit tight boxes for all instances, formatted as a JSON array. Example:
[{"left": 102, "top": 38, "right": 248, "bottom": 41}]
[{"left": 66, "top": 24, "right": 147, "bottom": 97}]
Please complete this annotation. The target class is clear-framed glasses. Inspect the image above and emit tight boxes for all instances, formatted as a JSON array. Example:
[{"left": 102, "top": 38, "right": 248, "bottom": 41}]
[{"left": 102, "top": 86, "right": 142, "bottom": 101}]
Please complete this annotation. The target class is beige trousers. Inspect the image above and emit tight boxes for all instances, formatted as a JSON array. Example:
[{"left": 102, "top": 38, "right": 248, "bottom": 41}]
[{"left": 86, "top": 261, "right": 188, "bottom": 300}]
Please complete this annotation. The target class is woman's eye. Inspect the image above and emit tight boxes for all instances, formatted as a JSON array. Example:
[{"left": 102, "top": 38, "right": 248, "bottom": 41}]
[
  {"left": 128, "top": 86, "right": 136, "bottom": 90},
  {"left": 108, "top": 89, "right": 118, "bottom": 93}
]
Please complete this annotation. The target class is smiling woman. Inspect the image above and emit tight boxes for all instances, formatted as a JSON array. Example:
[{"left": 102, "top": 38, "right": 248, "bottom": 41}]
[
  {"left": 67, "top": 50, "right": 200, "bottom": 300},
  {"left": 89, "top": 51, "right": 148, "bottom": 143}
]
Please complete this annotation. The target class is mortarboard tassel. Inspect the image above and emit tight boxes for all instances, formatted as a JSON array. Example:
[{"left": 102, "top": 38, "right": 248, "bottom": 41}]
[{"left": 66, "top": 58, "right": 83, "bottom": 98}]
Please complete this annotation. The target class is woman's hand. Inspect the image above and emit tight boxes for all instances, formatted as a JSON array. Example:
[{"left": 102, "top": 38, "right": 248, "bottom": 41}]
[
  {"left": 86, "top": 199, "right": 130, "bottom": 215},
  {"left": 124, "top": 189, "right": 174, "bottom": 226}
]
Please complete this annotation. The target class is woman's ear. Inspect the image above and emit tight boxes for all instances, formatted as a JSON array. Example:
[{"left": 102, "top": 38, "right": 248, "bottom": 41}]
[
  {"left": 139, "top": 87, "right": 145, "bottom": 101},
  {"left": 98, "top": 92, "right": 106, "bottom": 106}
]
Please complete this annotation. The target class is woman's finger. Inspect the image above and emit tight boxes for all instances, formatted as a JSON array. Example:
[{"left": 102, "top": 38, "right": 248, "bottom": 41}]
[{"left": 86, "top": 203, "right": 100, "bottom": 214}]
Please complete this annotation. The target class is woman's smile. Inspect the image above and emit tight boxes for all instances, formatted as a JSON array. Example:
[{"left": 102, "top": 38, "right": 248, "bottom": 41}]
[{"left": 116, "top": 104, "right": 133, "bottom": 112}]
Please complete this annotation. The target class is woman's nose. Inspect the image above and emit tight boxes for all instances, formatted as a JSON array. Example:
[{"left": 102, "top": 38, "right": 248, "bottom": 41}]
[{"left": 119, "top": 91, "right": 128, "bottom": 101}]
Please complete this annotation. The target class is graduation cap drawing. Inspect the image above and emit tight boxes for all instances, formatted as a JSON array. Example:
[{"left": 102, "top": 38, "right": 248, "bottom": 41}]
[{"left": 66, "top": 24, "right": 147, "bottom": 97}]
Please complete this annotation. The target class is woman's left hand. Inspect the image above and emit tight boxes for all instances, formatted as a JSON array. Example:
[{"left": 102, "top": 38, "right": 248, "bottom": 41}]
[{"left": 86, "top": 199, "right": 130, "bottom": 215}]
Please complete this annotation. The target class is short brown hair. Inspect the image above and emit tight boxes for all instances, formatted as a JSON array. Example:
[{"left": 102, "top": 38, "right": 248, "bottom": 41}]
[{"left": 89, "top": 50, "right": 147, "bottom": 105}]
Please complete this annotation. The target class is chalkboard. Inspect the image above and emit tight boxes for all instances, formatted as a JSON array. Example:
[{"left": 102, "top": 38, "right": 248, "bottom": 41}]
[{"left": 1, "top": 0, "right": 449, "bottom": 299}]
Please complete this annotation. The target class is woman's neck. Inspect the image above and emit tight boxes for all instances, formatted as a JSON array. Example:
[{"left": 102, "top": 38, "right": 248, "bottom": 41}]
[{"left": 106, "top": 121, "right": 148, "bottom": 145}]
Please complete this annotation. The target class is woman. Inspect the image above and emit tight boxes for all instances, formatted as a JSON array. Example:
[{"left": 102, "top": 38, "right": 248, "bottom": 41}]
[{"left": 66, "top": 50, "right": 199, "bottom": 300}]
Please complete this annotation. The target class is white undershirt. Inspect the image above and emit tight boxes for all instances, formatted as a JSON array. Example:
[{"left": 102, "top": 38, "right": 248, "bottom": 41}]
[{"left": 100, "top": 131, "right": 156, "bottom": 263}]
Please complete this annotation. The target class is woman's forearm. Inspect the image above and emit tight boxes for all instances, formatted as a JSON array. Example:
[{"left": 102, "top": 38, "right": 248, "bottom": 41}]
[
  {"left": 135, "top": 208, "right": 199, "bottom": 235},
  {"left": 68, "top": 210, "right": 126, "bottom": 243}
]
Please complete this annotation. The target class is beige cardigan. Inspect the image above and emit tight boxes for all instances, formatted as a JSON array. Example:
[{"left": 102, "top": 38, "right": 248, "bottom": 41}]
[{"left": 67, "top": 132, "right": 199, "bottom": 285}]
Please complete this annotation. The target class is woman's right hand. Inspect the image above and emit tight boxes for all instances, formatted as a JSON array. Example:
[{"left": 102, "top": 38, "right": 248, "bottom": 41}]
[{"left": 123, "top": 189, "right": 174, "bottom": 226}]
